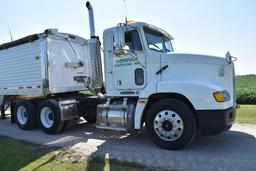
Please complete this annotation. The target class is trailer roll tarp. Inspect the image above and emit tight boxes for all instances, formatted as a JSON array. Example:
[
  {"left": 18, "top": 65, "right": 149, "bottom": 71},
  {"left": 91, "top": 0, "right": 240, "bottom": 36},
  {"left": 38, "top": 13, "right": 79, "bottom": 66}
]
[{"left": 0, "top": 34, "right": 39, "bottom": 51}]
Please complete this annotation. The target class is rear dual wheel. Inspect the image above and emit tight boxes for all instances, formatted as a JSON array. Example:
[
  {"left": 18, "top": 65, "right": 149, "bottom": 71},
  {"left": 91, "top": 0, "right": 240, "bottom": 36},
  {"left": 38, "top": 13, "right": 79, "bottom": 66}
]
[
  {"left": 38, "top": 99, "right": 64, "bottom": 134},
  {"left": 15, "top": 99, "right": 65, "bottom": 134},
  {"left": 15, "top": 101, "right": 37, "bottom": 130}
]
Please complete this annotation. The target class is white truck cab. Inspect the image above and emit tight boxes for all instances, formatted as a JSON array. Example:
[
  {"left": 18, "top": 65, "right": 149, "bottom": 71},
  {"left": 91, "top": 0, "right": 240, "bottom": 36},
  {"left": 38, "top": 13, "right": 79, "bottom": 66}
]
[{"left": 96, "top": 18, "right": 236, "bottom": 149}]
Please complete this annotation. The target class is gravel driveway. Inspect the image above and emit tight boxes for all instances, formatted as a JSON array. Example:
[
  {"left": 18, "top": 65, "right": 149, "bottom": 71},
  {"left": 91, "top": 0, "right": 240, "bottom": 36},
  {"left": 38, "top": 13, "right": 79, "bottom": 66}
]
[{"left": 0, "top": 116, "right": 255, "bottom": 171}]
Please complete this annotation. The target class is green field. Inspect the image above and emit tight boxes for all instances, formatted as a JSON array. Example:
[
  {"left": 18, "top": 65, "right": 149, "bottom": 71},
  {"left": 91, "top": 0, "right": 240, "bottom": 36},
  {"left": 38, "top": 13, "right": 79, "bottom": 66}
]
[
  {"left": 236, "top": 75, "right": 256, "bottom": 104},
  {"left": 235, "top": 75, "right": 256, "bottom": 123},
  {"left": 236, "top": 75, "right": 256, "bottom": 88}
]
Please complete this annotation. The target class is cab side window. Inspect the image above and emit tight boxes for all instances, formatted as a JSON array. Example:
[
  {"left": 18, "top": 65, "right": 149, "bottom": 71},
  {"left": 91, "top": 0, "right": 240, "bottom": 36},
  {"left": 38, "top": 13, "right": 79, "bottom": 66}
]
[{"left": 125, "top": 30, "right": 142, "bottom": 51}]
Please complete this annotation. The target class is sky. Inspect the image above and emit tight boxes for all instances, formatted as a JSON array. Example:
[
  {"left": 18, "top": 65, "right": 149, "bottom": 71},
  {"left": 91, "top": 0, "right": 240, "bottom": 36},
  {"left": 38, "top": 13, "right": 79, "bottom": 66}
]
[{"left": 0, "top": 0, "right": 255, "bottom": 75}]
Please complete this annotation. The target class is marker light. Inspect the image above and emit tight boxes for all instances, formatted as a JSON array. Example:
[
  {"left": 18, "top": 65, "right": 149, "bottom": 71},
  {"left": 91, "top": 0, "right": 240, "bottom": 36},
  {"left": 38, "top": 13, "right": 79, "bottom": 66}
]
[{"left": 213, "top": 91, "right": 230, "bottom": 102}]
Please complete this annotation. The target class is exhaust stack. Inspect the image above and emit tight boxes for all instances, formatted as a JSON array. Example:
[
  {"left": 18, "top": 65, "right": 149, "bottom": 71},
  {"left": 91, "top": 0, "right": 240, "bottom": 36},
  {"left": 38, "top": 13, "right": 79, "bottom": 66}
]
[
  {"left": 85, "top": 1, "right": 104, "bottom": 97},
  {"left": 86, "top": 1, "right": 96, "bottom": 38}
]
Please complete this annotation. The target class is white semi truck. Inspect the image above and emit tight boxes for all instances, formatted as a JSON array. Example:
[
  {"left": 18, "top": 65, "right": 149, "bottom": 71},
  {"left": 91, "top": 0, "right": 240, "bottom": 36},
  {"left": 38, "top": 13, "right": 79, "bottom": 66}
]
[{"left": 0, "top": 2, "right": 237, "bottom": 150}]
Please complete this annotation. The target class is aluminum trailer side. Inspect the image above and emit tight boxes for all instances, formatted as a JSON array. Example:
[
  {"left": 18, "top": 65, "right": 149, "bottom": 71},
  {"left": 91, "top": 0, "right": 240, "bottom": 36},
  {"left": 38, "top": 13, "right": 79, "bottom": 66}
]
[{"left": 0, "top": 29, "right": 104, "bottom": 134}]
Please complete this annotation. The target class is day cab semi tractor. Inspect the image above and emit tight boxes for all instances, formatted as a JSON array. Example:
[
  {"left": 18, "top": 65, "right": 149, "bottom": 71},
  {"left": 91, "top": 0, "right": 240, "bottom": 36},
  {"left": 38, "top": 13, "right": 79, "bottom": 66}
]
[{"left": 0, "top": 2, "right": 237, "bottom": 150}]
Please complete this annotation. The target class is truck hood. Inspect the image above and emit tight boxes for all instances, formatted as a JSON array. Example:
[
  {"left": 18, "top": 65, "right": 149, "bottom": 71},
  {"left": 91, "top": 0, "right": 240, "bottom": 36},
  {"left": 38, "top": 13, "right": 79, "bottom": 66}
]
[
  {"left": 160, "top": 52, "right": 235, "bottom": 105},
  {"left": 163, "top": 52, "right": 227, "bottom": 65}
]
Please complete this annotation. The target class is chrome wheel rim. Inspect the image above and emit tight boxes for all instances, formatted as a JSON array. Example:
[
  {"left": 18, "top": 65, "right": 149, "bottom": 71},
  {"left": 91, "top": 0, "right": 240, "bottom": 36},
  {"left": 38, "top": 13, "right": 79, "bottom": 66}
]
[
  {"left": 153, "top": 110, "right": 184, "bottom": 141},
  {"left": 17, "top": 106, "right": 28, "bottom": 125},
  {"left": 40, "top": 107, "right": 54, "bottom": 128}
]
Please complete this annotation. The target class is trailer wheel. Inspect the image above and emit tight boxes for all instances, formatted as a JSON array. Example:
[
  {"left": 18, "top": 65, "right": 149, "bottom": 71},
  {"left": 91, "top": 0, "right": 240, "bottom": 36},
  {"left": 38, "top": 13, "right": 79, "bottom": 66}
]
[
  {"left": 38, "top": 99, "right": 64, "bottom": 134},
  {"left": 15, "top": 101, "right": 37, "bottom": 130},
  {"left": 146, "top": 99, "right": 196, "bottom": 150}
]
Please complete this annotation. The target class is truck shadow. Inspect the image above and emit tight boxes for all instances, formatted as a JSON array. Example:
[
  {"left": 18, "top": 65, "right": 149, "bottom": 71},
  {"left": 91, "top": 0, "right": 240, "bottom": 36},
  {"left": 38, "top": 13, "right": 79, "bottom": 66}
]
[
  {"left": 63, "top": 120, "right": 256, "bottom": 170},
  {"left": 64, "top": 119, "right": 256, "bottom": 150}
]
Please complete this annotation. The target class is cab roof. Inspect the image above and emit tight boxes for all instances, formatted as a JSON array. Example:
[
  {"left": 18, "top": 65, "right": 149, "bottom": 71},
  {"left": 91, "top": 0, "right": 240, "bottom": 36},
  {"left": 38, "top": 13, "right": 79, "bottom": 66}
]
[{"left": 104, "top": 22, "right": 174, "bottom": 40}]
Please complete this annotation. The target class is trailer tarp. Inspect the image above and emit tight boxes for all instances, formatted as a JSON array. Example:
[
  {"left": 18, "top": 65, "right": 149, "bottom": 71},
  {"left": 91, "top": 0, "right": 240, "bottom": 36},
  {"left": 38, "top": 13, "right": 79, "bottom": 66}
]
[{"left": 0, "top": 34, "right": 39, "bottom": 51}]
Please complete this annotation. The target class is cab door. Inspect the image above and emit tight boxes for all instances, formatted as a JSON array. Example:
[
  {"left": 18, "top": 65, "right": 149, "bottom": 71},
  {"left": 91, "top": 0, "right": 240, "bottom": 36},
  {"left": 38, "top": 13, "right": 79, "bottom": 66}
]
[{"left": 112, "top": 29, "right": 146, "bottom": 90}]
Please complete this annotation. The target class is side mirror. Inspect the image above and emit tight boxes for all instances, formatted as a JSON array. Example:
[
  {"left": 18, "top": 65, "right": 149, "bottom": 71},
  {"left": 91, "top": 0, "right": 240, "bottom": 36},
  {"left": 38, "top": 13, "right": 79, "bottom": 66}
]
[
  {"left": 113, "top": 26, "right": 125, "bottom": 57},
  {"left": 226, "top": 51, "right": 237, "bottom": 64}
]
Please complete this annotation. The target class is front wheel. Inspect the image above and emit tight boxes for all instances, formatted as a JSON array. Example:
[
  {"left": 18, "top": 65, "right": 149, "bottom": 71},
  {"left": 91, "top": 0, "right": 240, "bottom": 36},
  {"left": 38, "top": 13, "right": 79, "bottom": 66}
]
[{"left": 146, "top": 99, "right": 197, "bottom": 150}]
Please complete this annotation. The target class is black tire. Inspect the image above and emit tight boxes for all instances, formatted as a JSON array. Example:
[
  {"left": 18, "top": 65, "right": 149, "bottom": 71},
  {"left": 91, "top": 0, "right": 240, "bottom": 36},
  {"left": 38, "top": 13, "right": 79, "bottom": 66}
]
[
  {"left": 15, "top": 101, "right": 37, "bottom": 130},
  {"left": 146, "top": 99, "right": 197, "bottom": 150},
  {"left": 37, "top": 99, "right": 64, "bottom": 134},
  {"left": 78, "top": 97, "right": 105, "bottom": 124},
  {"left": 83, "top": 108, "right": 97, "bottom": 124},
  {"left": 81, "top": 106, "right": 97, "bottom": 123},
  {"left": 83, "top": 115, "right": 96, "bottom": 123}
]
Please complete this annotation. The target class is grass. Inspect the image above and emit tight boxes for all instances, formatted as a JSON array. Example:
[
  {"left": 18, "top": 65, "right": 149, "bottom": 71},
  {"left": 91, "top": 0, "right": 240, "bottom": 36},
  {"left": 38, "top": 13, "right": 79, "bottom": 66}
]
[
  {"left": 80, "top": 90, "right": 94, "bottom": 95},
  {"left": 235, "top": 75, "right": 256, "bottom": 123},
  {"left": 236, "top": 105, "right": 256, "bottom": 124},
  {"left": 0, "top": 136, "right": 84, "bottom": 171},
  {"left": 0, "top": 136, "right": 159, "bottom": 171},
  {"left": 236, "top": 75, "right": 256, "bottom": 104}
]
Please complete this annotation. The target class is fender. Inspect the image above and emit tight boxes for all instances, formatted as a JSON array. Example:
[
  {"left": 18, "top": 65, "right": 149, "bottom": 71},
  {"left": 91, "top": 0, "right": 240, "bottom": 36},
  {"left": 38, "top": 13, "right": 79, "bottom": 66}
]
[
  {"left": 134, "top": 81, "right": 156, "bottom": 129},
  {"left": 134, "top": 80, "right": 233, "bottom": 129},
  {"left": 138, "top": 81, "right": 157, "bottom": 98},
  {"left": 157, "top": 80, "right": 233, "bottom": 110}
]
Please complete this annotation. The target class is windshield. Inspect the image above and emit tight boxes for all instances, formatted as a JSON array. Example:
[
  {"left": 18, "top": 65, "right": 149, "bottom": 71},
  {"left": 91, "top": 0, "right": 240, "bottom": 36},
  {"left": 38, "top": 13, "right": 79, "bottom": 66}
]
[{"left": 144, "top": 27, "right": 173, "bottom": 53}]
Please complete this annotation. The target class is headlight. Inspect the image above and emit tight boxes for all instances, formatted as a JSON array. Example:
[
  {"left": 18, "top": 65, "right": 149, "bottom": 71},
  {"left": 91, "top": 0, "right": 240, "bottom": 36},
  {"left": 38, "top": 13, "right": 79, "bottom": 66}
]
[{"left": 213, "top": 90, "right": 230, "bottom": 102}]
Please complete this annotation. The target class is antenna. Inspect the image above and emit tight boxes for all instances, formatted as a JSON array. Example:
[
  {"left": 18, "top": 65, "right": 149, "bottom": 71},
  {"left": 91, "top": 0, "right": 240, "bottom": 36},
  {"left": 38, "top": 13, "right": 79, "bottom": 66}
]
[
  {"left": 124, "top": 0, "right": 128, "bottom": 24},
  {"left": 8, "top": 25, "right": 13, "bottom": 41}
]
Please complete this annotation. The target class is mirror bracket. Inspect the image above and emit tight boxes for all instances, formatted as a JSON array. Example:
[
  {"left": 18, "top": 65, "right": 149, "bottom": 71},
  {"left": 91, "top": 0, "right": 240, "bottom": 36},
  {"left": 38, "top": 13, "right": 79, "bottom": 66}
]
[{"left": 113, "top": 25, "right": 125, "bottom": 50}]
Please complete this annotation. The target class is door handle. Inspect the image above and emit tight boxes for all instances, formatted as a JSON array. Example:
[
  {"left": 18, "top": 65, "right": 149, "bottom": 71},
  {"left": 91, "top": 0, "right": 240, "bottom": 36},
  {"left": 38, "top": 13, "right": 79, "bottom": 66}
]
[{"left": 156, "top": 65, "right": 169, "bottom": 75}]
